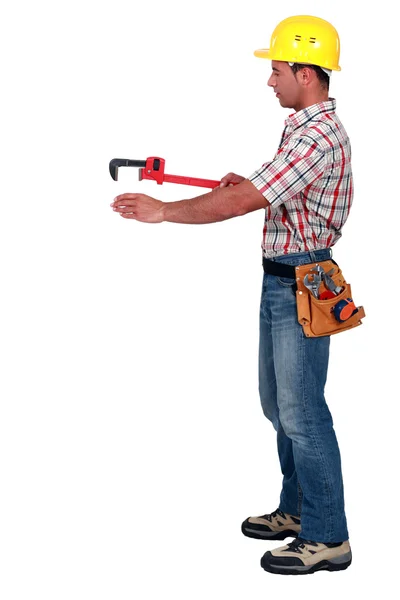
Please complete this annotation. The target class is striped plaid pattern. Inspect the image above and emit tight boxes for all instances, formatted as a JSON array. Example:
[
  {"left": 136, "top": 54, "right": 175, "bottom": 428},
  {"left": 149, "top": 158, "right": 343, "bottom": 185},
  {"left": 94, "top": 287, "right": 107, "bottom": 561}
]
[{"left": 248, "top": 99, "right": 353, "bottom": 258}]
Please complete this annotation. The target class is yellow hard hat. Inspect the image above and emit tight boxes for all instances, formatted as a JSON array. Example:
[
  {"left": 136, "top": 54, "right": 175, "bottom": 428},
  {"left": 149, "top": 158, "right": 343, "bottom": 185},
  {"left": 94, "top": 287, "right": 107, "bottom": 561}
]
[{"left": 254, "top": 15, "right": 341, "bottom": 71}]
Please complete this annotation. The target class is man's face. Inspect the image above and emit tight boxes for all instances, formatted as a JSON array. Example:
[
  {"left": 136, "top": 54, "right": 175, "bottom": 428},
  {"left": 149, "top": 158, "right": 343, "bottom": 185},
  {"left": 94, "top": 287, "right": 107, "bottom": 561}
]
[{"left": 267, "top": 60, "right": 300, "bottom": 109}]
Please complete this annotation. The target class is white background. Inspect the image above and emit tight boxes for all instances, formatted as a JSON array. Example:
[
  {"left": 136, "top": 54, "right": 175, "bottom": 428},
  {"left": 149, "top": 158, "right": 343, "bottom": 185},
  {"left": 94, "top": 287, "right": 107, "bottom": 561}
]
[{"left": 0, "top": 0, "right": 398, "bottom": 598}]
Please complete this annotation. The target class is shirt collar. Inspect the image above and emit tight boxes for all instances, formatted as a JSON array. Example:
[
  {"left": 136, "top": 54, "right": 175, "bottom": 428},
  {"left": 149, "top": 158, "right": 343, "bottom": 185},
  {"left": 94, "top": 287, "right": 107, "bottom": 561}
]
[{"left": 285, "top": 98, "right": 336, "bottom": 132}]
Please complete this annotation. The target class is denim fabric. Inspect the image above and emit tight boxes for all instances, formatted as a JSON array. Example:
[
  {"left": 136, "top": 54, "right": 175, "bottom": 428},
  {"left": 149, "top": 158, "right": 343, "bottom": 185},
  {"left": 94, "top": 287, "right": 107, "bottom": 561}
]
[{"left": 259, "top": 248, "right": 349, "bottom": 543}]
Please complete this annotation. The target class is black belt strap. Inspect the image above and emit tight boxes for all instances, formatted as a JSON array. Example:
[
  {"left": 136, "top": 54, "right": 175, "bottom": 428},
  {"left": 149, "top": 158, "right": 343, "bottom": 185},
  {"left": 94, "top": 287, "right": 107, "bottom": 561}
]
[
  {"left": 263, "top": 258, "right": 296, "bottom": 279},
  {"left": 263, "top": 256, "right": 338, "bottom": 279}
]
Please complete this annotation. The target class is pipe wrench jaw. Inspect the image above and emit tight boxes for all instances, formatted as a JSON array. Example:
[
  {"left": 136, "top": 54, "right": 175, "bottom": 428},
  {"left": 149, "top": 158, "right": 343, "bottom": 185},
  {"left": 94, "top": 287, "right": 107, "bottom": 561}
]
[
  {"left": 109, "top": 158, "right": 147, "bottom": 181},
  {"left": 111, "top": 156, "right": 166, "bottom": 184},
  {"left": 140, "top": 157, "right": 166, "bottom": 184},
  {"left": 109, "top": 159, "right": 124, "bottom": 181}
]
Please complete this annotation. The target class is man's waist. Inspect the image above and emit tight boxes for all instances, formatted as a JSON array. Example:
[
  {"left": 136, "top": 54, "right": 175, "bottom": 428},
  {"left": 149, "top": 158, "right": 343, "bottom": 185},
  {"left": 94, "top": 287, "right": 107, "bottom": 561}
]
[{"left": 262, "top": 248, "right": 333, "bottom": 278}]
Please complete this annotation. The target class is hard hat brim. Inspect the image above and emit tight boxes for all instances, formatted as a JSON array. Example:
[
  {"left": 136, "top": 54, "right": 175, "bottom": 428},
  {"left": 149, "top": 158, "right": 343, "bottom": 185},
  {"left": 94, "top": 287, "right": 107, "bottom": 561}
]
[
  {"left": 254, "top": 48, "right": 271, "bottom": 59},
  {"left": 253, "top": 47, "right": 341, "bottom": 71}
]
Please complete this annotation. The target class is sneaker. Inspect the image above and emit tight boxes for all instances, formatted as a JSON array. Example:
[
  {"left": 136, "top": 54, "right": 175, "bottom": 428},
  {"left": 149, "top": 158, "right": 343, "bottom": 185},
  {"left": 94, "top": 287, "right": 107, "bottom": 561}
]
[
  {"left": 261, "top": 537, "right": 352, "bottom": 575},
  {"left": 241, "top": 508, "right": 301, "bottom": 540}
]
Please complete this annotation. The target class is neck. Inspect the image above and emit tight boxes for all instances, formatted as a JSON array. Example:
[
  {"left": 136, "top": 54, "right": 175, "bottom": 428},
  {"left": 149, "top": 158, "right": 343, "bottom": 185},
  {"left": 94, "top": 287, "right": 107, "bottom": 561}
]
[{"left": 293, "top": 92, "right": 329, "bottom": 112}]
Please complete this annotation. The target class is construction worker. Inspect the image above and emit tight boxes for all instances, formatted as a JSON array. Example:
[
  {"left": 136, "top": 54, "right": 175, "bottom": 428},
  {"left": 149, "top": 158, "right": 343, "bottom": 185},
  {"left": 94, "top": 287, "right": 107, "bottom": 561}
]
[{"left": 111, "top": 15, "right": 353, "bottom": 575}]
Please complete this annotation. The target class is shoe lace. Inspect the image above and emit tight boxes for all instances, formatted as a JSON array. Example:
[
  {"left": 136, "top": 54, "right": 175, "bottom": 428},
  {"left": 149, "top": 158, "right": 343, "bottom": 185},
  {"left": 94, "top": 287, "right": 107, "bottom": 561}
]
[
  {"left": 286, "top": 538, "right": 318, "bottom": 553},
  {"left": 264, "top": 508, "right": 286, "bottom": 523}
]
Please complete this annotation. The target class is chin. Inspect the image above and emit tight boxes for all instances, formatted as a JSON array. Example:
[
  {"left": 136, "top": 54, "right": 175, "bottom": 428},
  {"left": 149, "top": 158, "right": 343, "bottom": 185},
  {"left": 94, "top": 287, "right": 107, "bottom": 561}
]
[{"left": 279, "top": 99, "right": 293, "bottom": 109}]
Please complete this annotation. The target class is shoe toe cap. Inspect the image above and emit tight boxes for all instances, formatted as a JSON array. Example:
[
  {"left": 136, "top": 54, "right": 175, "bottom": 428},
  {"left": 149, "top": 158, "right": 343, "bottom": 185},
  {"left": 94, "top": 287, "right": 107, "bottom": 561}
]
[
  {"left": 261, "top": 551, "right": 304, "bottom": 568},
  {"left": 242, "top": 518, "right": 272, "bottom": 532}
]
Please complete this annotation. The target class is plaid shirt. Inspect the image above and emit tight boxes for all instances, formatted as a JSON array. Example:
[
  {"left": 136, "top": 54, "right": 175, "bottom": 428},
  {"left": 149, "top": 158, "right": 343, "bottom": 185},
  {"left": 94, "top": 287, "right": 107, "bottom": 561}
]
[{"left": 248, "top": 99, "right": 353, "bottom": 258}]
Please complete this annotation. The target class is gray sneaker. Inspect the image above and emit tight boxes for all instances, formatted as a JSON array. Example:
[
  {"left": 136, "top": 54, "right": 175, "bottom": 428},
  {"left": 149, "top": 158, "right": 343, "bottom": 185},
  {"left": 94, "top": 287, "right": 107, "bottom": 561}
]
[{"left": 242, "top": 508, "right": 301, "bottom": 541}]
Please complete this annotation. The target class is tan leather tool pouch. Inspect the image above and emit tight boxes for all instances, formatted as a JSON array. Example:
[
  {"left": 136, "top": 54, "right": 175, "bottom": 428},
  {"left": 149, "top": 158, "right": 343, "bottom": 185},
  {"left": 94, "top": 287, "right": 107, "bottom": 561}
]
[{"left": 295, "top": 259, "right": 366, "bottom": 338}]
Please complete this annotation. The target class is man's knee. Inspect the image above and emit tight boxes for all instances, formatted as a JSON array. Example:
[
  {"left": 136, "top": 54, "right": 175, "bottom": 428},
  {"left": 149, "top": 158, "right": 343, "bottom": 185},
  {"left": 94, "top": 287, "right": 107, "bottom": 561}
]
[
  {"left": 277, "top": 400, "right": 308, "bottom": 444},
  {"left": 259, "top": 388, "right": 279, "bottom": 430}
]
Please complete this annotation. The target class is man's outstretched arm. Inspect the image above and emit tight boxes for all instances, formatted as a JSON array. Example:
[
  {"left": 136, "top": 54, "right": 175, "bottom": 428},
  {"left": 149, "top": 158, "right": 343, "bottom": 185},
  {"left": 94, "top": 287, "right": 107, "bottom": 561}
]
[{"left": 111, "top": 178, "right": 269, "bottom": 224}]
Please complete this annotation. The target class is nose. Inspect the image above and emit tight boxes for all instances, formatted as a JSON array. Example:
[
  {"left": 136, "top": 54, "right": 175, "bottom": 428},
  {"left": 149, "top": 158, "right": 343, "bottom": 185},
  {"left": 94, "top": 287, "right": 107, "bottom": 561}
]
[{"left": 267, "top": 74, "right": 276, "bottom": 88}]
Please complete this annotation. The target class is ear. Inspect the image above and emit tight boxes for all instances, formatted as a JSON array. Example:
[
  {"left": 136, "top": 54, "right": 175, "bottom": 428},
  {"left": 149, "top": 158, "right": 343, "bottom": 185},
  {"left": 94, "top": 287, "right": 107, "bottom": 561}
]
[
  {"left": 295, "top": 67, "right": 317, "bottom": 87},
  {"left": 298, "top": 67, "right": 314, "bottom": 86}
]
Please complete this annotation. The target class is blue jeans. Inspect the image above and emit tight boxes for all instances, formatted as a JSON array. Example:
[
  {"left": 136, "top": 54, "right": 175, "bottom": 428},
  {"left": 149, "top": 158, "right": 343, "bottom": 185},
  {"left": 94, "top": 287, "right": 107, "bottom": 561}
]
[{"left": 259, "top": 248, "right": 349, "bottom": 543}]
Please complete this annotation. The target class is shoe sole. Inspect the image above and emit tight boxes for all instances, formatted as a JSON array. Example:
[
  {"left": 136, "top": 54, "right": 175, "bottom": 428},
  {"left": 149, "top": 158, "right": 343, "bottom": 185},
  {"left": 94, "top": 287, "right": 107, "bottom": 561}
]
[
  {"left": 241, "top": 525, "right": 299, "bottom": 541},
  {"left": 261, "top": 555, "right": 352, "bottom": 575}
]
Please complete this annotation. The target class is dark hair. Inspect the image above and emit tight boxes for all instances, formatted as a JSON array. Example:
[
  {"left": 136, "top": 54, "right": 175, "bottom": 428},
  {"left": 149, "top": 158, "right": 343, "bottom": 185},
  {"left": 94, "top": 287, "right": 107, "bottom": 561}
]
[{"left": 290, "top": 63, "right": 330, "bottom": 90}]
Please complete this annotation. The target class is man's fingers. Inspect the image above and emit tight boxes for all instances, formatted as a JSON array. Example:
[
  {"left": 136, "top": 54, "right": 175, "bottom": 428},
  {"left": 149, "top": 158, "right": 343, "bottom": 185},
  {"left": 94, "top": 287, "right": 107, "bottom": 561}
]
[
  {"left": 114, "top": 204, "right": 136, "bottom": 213},
  {"left": 112, "top": 202, "right": 137, "bottom": 214},
  {"left": 111, "top": 194, "right": 138, "bottom": 209},
  {"left": 219, "top": 172, "right": 243, "bottom": 187},
  {"left": 219, "top": 173, "right": 231, "bottom": 187},
  {"left": 112, "top": 201, "right": 136, "bottom": 207},
  {"left": 113, "top": 193, "right": 138, "bottom": 203},
  {"left": 219, "top": 181, "right": 235, "bottom": 188}
]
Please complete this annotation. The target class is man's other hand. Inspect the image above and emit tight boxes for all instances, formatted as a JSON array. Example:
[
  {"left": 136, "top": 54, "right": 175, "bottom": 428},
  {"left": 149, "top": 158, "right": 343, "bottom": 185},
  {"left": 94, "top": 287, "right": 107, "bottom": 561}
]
[{"left": 111, "top": 194, "right": 165, "bottom": 223}]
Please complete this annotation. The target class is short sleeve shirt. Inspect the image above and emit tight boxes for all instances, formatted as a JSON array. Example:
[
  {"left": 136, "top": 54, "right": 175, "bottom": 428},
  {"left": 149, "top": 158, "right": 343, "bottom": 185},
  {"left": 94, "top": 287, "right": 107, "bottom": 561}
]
[{"left": 248, "top": 99, "right": 353, "bottom": 258}]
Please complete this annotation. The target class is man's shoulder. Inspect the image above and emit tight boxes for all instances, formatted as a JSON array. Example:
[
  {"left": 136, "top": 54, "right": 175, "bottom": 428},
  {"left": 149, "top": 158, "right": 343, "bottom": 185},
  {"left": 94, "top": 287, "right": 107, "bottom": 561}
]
[{"left": 300, "top": 114, "right": 350, "bottom": 150}]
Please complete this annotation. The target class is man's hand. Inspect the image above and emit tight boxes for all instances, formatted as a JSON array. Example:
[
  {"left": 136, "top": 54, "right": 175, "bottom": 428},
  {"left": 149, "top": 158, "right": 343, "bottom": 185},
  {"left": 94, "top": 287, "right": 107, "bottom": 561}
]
[
  {"left": 111, "top": 194, "right": 165, "bottom": 223},
  {"left": 219, "top": 172, "right": 246, "bottom": 187}
]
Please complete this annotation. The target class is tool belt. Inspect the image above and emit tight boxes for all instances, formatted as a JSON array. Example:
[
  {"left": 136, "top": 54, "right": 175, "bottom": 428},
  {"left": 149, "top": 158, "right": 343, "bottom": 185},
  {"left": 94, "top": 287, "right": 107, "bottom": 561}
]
[{"left": 263, "top": 257, "right": 366, "bottom": 338}]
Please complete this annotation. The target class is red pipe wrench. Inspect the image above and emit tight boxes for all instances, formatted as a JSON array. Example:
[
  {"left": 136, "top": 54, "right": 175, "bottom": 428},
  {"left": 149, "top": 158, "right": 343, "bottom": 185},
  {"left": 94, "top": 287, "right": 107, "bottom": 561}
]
[{"left": 109, "top": 157, "right": 222, "bottom": 189}]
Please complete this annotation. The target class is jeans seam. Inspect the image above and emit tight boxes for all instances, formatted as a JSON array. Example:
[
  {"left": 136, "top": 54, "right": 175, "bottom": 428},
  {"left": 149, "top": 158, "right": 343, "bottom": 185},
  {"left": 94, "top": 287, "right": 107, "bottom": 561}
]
[
  {"left": 297, "top": 481, "right": 303, "bottom": 516},
  {"left": 300, "top": 337, "right": 334, "bottom": 541}
]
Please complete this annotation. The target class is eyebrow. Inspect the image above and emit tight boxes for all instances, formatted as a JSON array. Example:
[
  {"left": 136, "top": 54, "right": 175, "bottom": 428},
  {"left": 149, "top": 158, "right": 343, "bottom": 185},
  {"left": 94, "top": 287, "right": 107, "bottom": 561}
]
[{"left": 272, "top": 67, "right": 281, "bottom": 73}]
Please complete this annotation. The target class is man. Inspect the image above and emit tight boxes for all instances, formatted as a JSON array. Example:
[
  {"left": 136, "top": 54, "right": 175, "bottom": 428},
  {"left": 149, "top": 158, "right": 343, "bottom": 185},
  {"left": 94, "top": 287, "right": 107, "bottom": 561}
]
[{"left": 111, "top": 15, "right": 353, "bottom": 575}]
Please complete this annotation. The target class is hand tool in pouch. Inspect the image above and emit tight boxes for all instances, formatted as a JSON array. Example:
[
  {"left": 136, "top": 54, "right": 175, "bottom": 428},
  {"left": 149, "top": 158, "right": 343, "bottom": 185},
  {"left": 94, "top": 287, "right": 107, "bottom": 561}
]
[
  {"left": 296, "top": 260, "right": 365, "bottom": 337},
  {"left": 307, "top": 264, "right": 358, "bottom": 322},
  {"left": 109, "top": 157, "right": 228, "bottom": 189},
  {"left": 308, "top": 265, "right": 340, "bottom": 300},
  {"left": 303, "top": 272, "right": 323, "bottom": 298}
]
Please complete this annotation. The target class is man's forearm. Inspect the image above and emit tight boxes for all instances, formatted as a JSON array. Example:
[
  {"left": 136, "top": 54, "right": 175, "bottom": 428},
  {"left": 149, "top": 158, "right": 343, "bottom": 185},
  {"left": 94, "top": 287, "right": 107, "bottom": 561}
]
[
  {"left": 162, "top": 187, "right": 239, "bottom": 224},
  {"left": 162, "top": 179, "right": 267, "bottom": 224}
]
